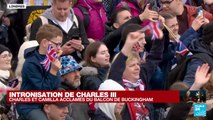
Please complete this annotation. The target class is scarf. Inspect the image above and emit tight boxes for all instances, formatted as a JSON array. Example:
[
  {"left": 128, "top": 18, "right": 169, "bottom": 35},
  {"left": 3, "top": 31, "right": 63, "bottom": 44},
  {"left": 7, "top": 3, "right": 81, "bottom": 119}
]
[
  {"left": 123, "top": 79, "right": 150, "bottom": 120},
  {"left": 0, "top": 69, "right": 10, "bottom": 82},
  {"left": 123, "top": 79, "right": 145, "bottom": 90}
]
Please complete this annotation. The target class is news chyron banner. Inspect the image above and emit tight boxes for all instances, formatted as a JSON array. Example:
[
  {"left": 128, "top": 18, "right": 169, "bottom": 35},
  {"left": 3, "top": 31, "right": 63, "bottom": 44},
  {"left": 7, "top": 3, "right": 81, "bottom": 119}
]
[{"left": 7, "top": 91, "right": 180, "bottom": 103}]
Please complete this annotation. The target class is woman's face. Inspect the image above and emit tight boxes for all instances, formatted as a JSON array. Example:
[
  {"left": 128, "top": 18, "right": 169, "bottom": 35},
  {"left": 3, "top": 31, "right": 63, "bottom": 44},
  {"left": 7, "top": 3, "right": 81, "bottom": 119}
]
[
  {"left": 114, "top": 103, "right": 125, "bottom": 114},
  {"left": 91, "top": 44, "right": 110, "bottom": 67},
  {"left": 123, "top": 58, "right": 140, "bottom": 82},
  {"left": 0, "top": 51, "right": 12, "bottom": 70}
]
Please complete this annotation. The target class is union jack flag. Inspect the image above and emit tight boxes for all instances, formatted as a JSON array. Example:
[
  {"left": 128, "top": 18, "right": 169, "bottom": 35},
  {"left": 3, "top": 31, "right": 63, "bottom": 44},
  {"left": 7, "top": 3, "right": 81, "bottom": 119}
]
[
  {"left": 40, "top": 44, "right": 58, "bottom": 71},
  {"left": 142, "top": 21, "right": 161, "bottom": 40},
  {"left": 175, "top": 41, "right": 189, "bottom": 57}
]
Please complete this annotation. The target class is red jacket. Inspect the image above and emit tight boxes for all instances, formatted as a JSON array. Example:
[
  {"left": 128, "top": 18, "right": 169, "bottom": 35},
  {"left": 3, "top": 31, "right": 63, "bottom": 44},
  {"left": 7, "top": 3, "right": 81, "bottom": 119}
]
[{"left": 185, "top": 5, "right": 213, "bottom": 27}]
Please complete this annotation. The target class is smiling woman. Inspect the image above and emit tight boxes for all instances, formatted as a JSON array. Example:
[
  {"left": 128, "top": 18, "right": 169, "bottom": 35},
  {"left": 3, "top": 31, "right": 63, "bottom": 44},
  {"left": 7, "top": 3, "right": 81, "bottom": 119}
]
[
  {"left": 0, "top": 44, "right": 16, "bottom": 120},
  {"left": 0, "top": 44, "right": 14, "bottom": 90}
]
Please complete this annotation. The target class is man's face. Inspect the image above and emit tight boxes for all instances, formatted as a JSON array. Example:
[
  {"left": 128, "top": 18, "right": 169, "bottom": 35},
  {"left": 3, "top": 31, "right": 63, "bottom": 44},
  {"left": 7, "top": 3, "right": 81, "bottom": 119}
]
[
  {"left": 165, "top": 17, "right": 179, "bottom": 39},
  {"left": 114, "top": 10, "right": 132, "bottom": 28},
  {"left": 44, "top": 104, "right": 69, "bottom": 120},
  {"left": 52, "top": 1, "right": 71, "bottom": 22},
  {"left": 63, "top": 70, "right": 81, "bottom": 88},
  {"left": 160, "top": 0, "right": 179, "bottom": 14}
]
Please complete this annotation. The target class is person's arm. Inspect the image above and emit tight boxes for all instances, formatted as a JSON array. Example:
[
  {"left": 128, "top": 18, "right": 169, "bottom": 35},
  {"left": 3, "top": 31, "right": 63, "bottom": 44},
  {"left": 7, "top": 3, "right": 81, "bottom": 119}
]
[
  {"left": 76, "top": 15, "right": 89, "bottom": 49},
  {"left": 108, "top": 52, "right": 127, "bottom": 86},
  {"left": 183, "top": 59, "right": 204, "bottom": 87},
  {"left": 102, "top": 17, "right": 143, "bottom": 56},
  {"left": 180, "top": 15, "right": 205, "bottom": 47},
  {"left": 140, "top": 38, "right": 164, "bottom": 86},
  {"left": 190, "top": 63, "right": 211, "bottom": 90}
]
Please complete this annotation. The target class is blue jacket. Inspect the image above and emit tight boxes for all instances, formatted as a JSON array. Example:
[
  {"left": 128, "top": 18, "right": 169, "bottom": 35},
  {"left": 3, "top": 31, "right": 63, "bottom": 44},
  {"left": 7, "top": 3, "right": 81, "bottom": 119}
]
[
  {"left": 16, "top": 47, "right": 61, "bottom": 116},
  {"left": 183, "top": 39, "right": 213, "bottom": 86}
]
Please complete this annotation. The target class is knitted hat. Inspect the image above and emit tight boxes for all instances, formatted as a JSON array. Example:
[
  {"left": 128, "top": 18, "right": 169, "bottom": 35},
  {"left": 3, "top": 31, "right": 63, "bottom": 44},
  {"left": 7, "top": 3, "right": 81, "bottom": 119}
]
[
  {"left": 0, "top": 44, "right": 10, "bottom": 54},
  {"left": 59, "top": 55, "right": 82, "bottom": 76},
  {"left": 202, "top": 22, "right": 213, "bottom": 44}
]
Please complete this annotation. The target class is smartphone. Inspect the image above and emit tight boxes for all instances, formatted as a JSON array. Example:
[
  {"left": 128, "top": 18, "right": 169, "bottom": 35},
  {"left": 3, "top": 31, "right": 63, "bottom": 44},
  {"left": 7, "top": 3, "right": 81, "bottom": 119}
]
[
  {"left": 197, "top": 6, "right": 203, "bottom": 17},
  {"left": 72, "top": 34, "right": 80, "bottom": 40},
  {"left": 8, "top": 78, "right": 19, "bottom": 88},
  {"left": 149, "top": 0, "right": 158, "bottom": 12}
]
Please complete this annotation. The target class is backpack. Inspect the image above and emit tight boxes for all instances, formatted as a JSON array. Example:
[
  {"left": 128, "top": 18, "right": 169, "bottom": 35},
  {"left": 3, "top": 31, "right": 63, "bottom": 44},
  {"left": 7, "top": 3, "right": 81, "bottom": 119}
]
[
  {"left": 24, "top": 13, "right": 79, "bottom": 41},
  {"left": 75, "top": 6, "right": 90, "bottom": 29},
  {"left": 24, "top": 16, "right": 48, "bottom": 41},
  {"left": 167, "top": 53, "right": 213, "bottom": 88}
]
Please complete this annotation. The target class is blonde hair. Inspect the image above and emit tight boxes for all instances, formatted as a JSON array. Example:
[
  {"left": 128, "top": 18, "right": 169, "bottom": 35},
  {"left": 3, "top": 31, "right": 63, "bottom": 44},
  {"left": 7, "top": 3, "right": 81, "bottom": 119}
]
[{"left": 126, "top": 52, "right": 140, "bottom": 65}]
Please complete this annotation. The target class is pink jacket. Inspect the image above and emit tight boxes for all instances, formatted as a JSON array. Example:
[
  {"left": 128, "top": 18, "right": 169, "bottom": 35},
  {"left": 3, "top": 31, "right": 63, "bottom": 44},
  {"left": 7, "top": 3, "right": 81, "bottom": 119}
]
[{"left": 73, "top": 0, "right": 107, "bottom": 41}]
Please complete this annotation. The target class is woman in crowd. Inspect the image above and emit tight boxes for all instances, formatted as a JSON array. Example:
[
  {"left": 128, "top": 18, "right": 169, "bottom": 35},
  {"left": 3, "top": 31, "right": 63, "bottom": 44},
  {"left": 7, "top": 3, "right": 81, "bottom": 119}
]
[
  {"left": 73, "top": 0, "right": 108, "bottom": 41},
  {"left": 80, "top": 41, "right": 110, "bottom": 90},
  {"left": 0, "top": 44, "right": 16, "bottom": 120},
  {"left": 93, "top": 79, "right": 125, "bottom": 120}
]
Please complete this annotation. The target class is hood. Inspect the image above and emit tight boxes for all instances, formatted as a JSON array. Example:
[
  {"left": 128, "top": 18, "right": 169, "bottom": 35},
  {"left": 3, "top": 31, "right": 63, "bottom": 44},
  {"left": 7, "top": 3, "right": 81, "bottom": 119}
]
[
  {"left": 189, "top": 39, "right": 213, "bottom": 58},
  {"left": 41, "top": 7, "right": 75, "bottom": 25},
  {"left": 24, "top": 46, "right": 38, "bottom": 59},
  {"left": 95, "top": 80, "right": 125, "bottom": 120},
  {"left": 80, "top": 66, "right": 98, "bottom": 76},
  {"left": 76, "top": 0, "right": 104, "bottom": 10},
  {"left": 96, "top": 103, "right": 116, "bottom": 120}
]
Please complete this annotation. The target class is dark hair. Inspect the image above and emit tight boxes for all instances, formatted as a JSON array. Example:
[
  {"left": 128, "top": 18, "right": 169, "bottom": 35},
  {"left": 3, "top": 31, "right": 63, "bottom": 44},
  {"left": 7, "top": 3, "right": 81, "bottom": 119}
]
[
  {"left": 159, "top": 11, "right": 176, "bottom": 20},
  {"left": 119, "top": 24, "right": 143, "bottom": 49},
  {"left": 36, "top": 24, "right": 63, "bottom": 44},
  {"left": 84, "top": 41, "right": 105, "bottom": 67},
  {"left": 110, "top": 7, "right": 130, "bottom": 24}
]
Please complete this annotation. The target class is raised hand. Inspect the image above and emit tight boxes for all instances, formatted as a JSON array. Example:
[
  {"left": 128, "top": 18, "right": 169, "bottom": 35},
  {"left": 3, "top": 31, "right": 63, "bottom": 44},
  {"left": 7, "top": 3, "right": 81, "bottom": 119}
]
[
  {"left": 190, "top": 63, "right": 211, "bottom": 90},
  {"left": 191, "top": 15, "right": 206, "bottom": 31},
  {"left": 121, "top": 30, "right": 145, "bottom": 56},
  {"left": 50, "top": 59, "right": 62, "bottom": 75},
  {"left": 139, "top": 4, "right": 159, "bottom": 22}
]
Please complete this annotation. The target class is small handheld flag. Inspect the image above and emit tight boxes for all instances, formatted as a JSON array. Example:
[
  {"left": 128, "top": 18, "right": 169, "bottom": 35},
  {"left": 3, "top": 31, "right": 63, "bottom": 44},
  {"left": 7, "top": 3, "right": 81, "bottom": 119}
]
[{"left": 40, "top": 44, "right": 58, "bottom": 71}]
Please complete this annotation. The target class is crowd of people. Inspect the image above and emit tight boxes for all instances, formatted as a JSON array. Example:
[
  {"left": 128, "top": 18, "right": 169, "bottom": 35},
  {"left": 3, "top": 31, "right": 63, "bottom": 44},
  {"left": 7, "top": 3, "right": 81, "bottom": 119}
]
[{"left": 0, "top": 0, "right": 213, "bottom": 120}]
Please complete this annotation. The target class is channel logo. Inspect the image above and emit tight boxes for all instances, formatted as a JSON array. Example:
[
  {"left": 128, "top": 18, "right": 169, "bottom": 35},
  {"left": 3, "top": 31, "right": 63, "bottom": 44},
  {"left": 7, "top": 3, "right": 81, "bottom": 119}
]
[{"left": 7, "top": 4, "right": 26, "bottom": 9}]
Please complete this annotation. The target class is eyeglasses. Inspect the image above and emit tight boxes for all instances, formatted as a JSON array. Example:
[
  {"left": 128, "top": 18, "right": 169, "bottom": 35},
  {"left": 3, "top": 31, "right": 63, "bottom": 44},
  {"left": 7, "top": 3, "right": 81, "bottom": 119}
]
[
  {"left": 50, "top": 41, "right": 62, "bottom": 48},
  {"left": 0, "top": 53, "right": 12, "bottom": 59},
  {"left": 160, "top": 0, "right": 174, "bottom": 5}
]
